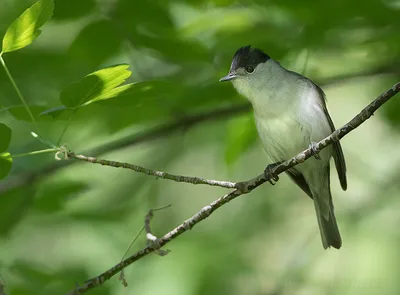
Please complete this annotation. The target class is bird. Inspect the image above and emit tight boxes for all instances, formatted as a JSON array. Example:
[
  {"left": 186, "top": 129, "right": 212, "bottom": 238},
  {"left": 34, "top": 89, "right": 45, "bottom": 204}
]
[{"left": 219, "top": 45, "right": 347, "bottom": 249}]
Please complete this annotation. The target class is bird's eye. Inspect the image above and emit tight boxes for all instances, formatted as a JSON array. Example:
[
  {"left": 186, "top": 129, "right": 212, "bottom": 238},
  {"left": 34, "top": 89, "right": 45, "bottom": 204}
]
[{"left": 245, "top": 65, "right": 254, "bottom": 73}]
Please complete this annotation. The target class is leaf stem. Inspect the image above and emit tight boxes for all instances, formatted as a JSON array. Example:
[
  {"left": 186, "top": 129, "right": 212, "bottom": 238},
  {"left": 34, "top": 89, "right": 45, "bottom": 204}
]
[
  {"left": 8, "top": 148, "right": 59, "bottom": 158},
  {"left": 57, "top": 110, "right": 75, "bottom": 145},
  {"left": 0, "top": 52, "right": 38, "bottom": 130}
]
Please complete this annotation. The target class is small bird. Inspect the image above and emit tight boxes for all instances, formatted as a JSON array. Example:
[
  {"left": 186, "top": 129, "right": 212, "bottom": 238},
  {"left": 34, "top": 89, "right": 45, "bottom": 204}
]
[{"left": 220, "top": 46, "right": 347, "bottom": 249}]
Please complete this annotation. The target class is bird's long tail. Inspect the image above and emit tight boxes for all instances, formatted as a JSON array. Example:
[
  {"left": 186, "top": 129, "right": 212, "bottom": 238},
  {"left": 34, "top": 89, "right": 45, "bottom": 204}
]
[{"left": 313, "top": 189, "right": 342, "bottom": 249}]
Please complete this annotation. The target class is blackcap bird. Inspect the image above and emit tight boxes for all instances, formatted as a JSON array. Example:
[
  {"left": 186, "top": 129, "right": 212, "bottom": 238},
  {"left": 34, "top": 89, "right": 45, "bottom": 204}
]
[{"left": 220, "top": 46, "right": 347, "bottom": 249}]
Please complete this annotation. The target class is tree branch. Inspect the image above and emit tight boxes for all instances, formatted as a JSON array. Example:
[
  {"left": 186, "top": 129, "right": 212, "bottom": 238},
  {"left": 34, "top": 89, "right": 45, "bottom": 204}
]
[
  {"left": 67, "top": 152, "right": 237, "bottom": 189},
  {"left": 0, "top": 103, "right": 249, "bottom": 195},
  {"left": 66, "top": 82, "right": 400, "bottom": 295}
]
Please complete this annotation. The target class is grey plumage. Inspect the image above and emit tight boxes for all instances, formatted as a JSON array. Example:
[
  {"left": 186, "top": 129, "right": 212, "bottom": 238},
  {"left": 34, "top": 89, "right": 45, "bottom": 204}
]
[{"left": 220, "top": 46, "right": 347, "bottom": 249}]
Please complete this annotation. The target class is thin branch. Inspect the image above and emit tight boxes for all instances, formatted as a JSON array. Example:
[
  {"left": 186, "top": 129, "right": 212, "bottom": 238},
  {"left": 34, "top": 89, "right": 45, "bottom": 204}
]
[
  {"left": 144, "top": 205, "right": 171, "bottom": 257},
  {"left": 65, "top": 82, "right": 400, "bottom": 295},
  {"left": 67, "top": 152, "right": 236, "bottom": 189},
  {"left": 118, "top": 226, "right": 145, "bottom": 288},
  {"left": 0, "top": 103, "right": 248, "bottom": 195}
]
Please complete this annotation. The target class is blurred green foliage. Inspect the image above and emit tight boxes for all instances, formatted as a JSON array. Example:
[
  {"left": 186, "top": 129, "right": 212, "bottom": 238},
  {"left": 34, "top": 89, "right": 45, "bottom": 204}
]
[{"left": 0, "top": 0, "right": 400, "bottom": 294}]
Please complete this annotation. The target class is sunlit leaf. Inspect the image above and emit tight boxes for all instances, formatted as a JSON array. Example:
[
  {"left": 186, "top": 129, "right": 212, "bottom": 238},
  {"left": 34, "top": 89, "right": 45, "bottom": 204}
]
[
  {"left": 0, "top": 123, "right": 12, "bottom": 152},
  {"left": 0, "top": 152, "right": 12, "bottom": 179},
  {"left": 1, "top": 0, "right": 54, "bottom": 53},
  {"left": 60, "top": 64, "right": 132, "bottom": 107},
  {"left": 86, "top": 83, "right": 135, "bottom": 104},
  {"left": 225, "top": 113, "right": 258, "bottom": 165}
]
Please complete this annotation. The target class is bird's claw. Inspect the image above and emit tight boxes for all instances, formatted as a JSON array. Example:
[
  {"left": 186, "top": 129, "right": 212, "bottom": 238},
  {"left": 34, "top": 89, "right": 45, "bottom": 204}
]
[
  {"left": 309, "top": 142, "right": 321, "bottom": 160},
  {"left": 264, "top": 162, "right": 282, "bottom": 185}
]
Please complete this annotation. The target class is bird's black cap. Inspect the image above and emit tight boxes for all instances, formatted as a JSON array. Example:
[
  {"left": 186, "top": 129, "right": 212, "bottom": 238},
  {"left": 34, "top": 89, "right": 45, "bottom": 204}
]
[{"left": 230, "top": 45, "right": 270, "bottom": 71}]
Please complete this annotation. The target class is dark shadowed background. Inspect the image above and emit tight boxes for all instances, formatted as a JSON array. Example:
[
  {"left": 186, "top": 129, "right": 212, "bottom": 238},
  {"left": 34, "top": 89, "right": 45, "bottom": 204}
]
[{"left": 1, "top": 0, "right": 400, "bottom": 294}]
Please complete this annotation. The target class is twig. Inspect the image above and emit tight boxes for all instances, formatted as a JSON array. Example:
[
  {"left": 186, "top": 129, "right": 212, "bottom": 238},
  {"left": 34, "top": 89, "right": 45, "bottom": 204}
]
[
  {"left": 65, "top": 82, "right": 400, "bottom": 295},
  {"left": 118, "top": 205, "right": 171, "bottom": 288},
  {"left": 118, "top": 226, "right": 145, "bottom": 288},
  {"left": 145, "top": 205, "right": 171, "bottom": 257},
  {"left": 0, "top": 103, "right": 249, "bottom": 196},
  {"left": 67, "top": 153, "right": 237, "bottom": 189}
]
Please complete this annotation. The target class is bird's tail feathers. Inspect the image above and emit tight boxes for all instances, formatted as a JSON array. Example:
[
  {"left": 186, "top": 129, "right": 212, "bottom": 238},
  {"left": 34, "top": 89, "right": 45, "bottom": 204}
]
[{"left": 313, "top": 195, "right": 342, "bottom": 249}]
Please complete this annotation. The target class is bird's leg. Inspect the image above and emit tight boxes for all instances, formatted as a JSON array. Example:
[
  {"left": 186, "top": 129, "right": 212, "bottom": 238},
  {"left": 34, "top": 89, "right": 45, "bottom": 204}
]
[
  {"left": 309, "top": 141, "right": 321, "bottom": 160},
  {"left": 264, "top": 161, "right": 283, "bottom": 185}
]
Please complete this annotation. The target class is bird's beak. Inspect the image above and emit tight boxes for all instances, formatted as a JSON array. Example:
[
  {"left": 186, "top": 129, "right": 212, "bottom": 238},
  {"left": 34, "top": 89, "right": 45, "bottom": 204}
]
[{"left": 219, "top": 73, "right": 237, "bottom": 82}]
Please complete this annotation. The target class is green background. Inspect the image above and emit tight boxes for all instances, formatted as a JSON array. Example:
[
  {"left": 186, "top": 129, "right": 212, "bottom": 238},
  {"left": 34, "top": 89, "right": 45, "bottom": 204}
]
[{"left": 1, "top": 0, "right": 400, "bottom": 294}]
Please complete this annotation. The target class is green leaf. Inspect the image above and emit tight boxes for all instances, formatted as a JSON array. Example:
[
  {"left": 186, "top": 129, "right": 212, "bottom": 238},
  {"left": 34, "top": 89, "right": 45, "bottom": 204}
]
[
  {"left": 86, "top": 83, "right": 135, "bottom": 103},
  {"left": 60, "top": 64, "right": 132, "bottom": 107},
  {"left": 225, "top": 113, "right": 258, "bottom": 165},
  {"left": 1, "top": 0, "right": 54, "bottom": 53},
  {"left": 0, "top": 123, "right": 12, "bottom": 152},
  {"left": 41, "top": 83, "right": 134, "bottom": 118},
  {"left": 0, "top": 152, "right": 12, "bottom": 179}
]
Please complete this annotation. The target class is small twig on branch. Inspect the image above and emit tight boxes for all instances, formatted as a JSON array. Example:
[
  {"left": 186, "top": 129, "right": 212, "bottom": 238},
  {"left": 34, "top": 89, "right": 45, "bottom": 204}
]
[
  {"left": 118, "top": 226, "right": 145, "bottom": 288},
  {"left": 118, "top": 205, "right": 171, "bottom": 288},
  {"left": 65, "top": 82, "right": 400, "bottom": 295},
  {"left": 145, "top": 205, "right": 171, "bottom": 257},
  {"left": 67, "top": 153, "right": 237, "bottom": 189}
]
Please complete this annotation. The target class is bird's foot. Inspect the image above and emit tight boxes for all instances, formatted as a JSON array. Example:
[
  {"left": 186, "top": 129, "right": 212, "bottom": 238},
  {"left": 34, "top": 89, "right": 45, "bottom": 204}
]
[
  {"left": 264, "top": 161, "right": 283, "bottom": 185},
  {"left": 309, "top": 142, "right": 321, "bottom": 160}
]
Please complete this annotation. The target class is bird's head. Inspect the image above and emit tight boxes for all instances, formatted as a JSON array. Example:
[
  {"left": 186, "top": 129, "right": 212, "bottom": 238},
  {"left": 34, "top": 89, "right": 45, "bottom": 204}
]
[{"left": 219, "top": 45, "right": 272, "bottom": 100}]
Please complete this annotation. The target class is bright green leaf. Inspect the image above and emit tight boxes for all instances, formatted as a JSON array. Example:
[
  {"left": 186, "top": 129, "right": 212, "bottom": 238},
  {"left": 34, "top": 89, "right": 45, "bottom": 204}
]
[
  {"left": 1, "top": 0, "right": 54, "bottom": 53},
  {"left": 60, "top": 64, "right": 132, "bottom": 107},
  {"left": 85, "top": 83, "right": 135, "bottom": 104},
  {"left": 0, "top": 152, "right": 12, "bottom": 179},
  {"left": 0, "top": 123, "right": 12, "bottom": 152}
]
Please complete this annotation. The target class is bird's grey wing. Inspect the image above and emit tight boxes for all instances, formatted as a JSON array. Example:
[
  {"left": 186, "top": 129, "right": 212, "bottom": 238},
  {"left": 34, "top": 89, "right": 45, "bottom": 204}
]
[
  {"left": 286, "top": 169, "right": 313, "bottom": 199},
  {"left": 313, "top": 83, "right": 347, "bottom": 191}
]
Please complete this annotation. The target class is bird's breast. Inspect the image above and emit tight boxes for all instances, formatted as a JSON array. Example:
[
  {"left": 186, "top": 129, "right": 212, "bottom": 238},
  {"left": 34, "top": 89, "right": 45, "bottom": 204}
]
[{"left": 255, "top": 112, "right": 310, "bottom": 162}]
